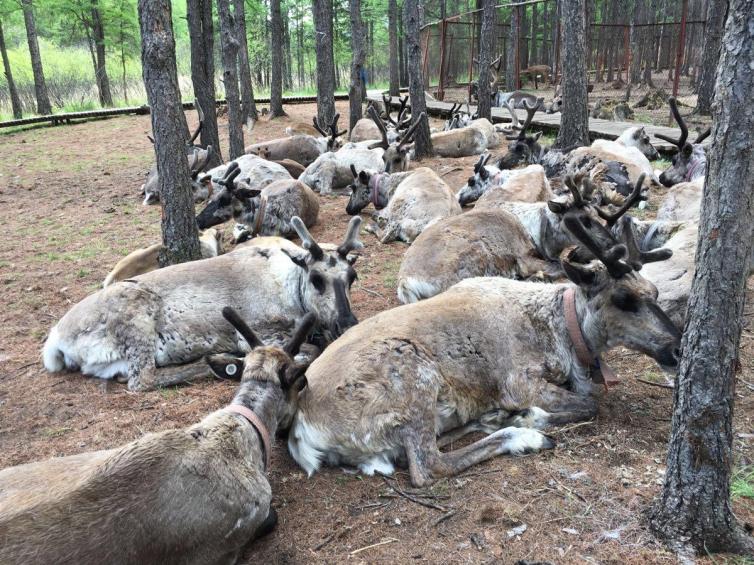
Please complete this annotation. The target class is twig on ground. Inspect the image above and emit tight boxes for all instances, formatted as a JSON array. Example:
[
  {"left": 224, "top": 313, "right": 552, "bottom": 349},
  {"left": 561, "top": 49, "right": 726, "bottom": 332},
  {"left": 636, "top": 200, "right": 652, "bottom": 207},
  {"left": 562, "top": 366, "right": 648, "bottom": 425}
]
[
  {"left": 313, "top": 525, "right": 352, "bottom": 551},
  {"left": 440, "top": 166, "right": 463, "bottom": 177},
  {"left": 358, "top": 286, "right": 386, "bottom": 299},
  {"left": 349, "top": 537, "right": 398, "bottom": 555},
  {"left": 636, "top": 377, "right": 674, "bottom": 389},
  {"left": 380, "top": 476, "right": 449, "bottom": 512},
  {"left": 16, "top": 361, "right": 39, "bottom": 373},
  {"left": 432, "top": 509, "right": 458, "bottom": 526},
  {"left": 554, "top": 420, "right": 595, "bottom": 435}
]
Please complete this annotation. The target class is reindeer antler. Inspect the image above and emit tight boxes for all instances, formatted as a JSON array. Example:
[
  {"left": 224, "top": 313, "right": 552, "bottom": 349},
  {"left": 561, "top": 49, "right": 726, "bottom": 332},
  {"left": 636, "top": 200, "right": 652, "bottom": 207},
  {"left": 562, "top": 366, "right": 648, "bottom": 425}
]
[
  {"left": 596, "top": 173, "right": 646, "bottom": 227},
  {"left": 507, "top": 99, "right": 538, "bottom": 141},
  {"left": 312, "top": 116, "right": 328, "bottom": 137},
  {"left": 367, "top": 105, "right": 390, "bottom": 150},
  {"left": 291, "top": 216, "right": 324, "bottom": 261},
  {"left": 337, "top": 216, "right": 363, "bottom": 258},
  {"left": 617, "top": 216, "right": 673, "bottom": 269},
  {"left": 695, "top": 127, "right": 711, "bottom": 144},
  {"left": 217, "top": 161, "right": 241, "bottom": 189},
  {"left": 188, "top": 99, "right": 204, "bottom": 146},
  {"left": 502, "top": 99, "right": 520, "bottom": 131},
  {"left": 655, "top": 97, "right": 689, "bottom": 149},
  {"left": 563, "top": 214, "right": 633, "bottom": 279},
  {"left": 397, "top": 112, "right": 426, "bottom": 149}
]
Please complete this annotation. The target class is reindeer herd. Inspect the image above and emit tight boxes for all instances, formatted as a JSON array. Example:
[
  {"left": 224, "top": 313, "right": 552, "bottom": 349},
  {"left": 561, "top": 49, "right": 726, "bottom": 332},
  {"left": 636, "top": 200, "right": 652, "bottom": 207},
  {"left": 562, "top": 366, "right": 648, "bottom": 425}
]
[{"left": 0, "top": 93, "right": 719, "bottom": 563}]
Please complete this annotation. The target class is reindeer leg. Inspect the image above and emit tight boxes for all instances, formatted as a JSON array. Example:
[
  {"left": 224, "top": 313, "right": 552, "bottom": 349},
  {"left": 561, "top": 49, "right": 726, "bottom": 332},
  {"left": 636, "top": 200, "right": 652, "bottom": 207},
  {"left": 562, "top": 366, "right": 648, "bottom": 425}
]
[
  {"left": 147, "top": 360, "right": 214, "bottom": 389},
  {"left": 509, "top": 382, "right": 598, "bottom": 428},
  {"left": 436, "top": 409, "right": 510, "bottom": 448}
]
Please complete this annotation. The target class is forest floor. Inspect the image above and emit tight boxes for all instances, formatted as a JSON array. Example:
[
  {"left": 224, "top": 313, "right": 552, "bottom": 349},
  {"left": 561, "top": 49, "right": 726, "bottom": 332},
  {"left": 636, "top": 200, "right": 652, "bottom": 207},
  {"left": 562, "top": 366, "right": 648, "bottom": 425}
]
[{"left": 0, "top": 101, "right": 751, "bottom": 564}]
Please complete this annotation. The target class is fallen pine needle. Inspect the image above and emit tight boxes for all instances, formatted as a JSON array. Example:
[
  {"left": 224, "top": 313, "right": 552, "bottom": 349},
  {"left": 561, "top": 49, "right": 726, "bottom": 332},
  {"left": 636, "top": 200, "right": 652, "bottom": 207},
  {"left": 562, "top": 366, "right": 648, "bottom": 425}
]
[
  {"left": 636, "top": 377, "right": 674, "bottom": 389},
  {"left": 350, "top": 537, "right": 398, "bottom": 555}
]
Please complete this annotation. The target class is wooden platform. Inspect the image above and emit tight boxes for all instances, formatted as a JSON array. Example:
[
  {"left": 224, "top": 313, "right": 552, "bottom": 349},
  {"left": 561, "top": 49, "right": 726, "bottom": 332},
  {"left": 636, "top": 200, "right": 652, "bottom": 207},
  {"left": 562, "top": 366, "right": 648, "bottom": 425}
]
[{"left": 369, "top": 94, "right": 707, "bottom": 155}]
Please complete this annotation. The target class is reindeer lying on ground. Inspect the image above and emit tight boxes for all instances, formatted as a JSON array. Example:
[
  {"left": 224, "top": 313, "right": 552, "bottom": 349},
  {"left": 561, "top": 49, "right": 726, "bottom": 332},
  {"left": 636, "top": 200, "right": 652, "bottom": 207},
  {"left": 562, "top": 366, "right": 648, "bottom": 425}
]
[
  {"left": 299, "top": 142, "right": 385, "bottom": 195},
  {"left": 492, "top": 88, "right": 561, "bottom": 114},
  {"left": 245, "top": 114, "right": 347, "bottom": 166},
  {"left": 103, "top": 229, "right": 224, "bottom": 287},
  {"left": 365, "top": 107, "right": 427, "bottom": 172},
  {"left": 200, "top": 154, "right": 292, "bottom": 195},
  {"left": 352, "top": 96, "right": 411, "bottom": 143},
  {"left": 656, "top": 97, "right": 710, "bottom": 187},
  {"left": 286, "top": 214, "right": 680, "bottom": 486},
  {"left": 3, "top": 309, "right": 314, "bottom": 565},
  {"left": 457, "top": 154, "right": 554, "bottom": 206},
  {"left": 347, "top": 166, "right": 461, "bottom": 243},
  {"left": 141, "top": 103, "right": 213, "bottom": 205},
  {"left": 197, "top": 162, "right": 319, "bottom": 238},
  {"left": 430, "top": 116, "right": 500, "bottom": 158},
  {"left": 43, "top": 217, "right": 362, "bottom": 391}
]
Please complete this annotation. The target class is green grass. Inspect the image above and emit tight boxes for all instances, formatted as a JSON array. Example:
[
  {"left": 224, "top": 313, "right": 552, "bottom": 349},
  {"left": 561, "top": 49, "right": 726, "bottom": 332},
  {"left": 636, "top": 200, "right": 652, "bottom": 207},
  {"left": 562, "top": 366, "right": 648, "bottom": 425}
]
[{"left": 731, "top": 466, "right": 754, "bottom": 500}]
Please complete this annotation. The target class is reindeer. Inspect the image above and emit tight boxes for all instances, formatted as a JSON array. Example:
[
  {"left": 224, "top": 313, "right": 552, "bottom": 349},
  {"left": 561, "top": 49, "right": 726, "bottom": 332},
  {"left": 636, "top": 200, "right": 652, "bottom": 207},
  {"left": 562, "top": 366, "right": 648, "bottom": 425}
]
[
  {"left": 42, "top": 217, "right": 363, "bottom": 391},
  {"left": 197, "top": 162, "right": 319, "bottom": 238},
  {"left": 396, "top": 208, "right": 554, "bottom": 303},
  {"left": 366, "top": 106, "right": 426, "bottom": 172},
  {"left": 199, "top": 154, "right": 292, "bottom": 196},
  {"left": 298, "top": 142, "right": 385, "bottom": 195},
  {"left": 655, "top": 98, "right": 710, "bottom": 187},
  {"left": 520, "top": 64, "right": 551, "bottom": 89},
  {"left": 430, "top": 118, "right": 497, "bottom": 158},
  {"left": 2, "top": 309, "right": 314, "bottom": 565},
  {"left": 141, "top": 102, "right": 214, "bottom": 205},
  {"left": 457, "top": 153, "right": 554, "bottom": 207},
  {"left": 102, "top": 229, "right": 224, "bottom": 287},
  {"left": 347, "top": 166, "right": 461, "bottom": 244},
  {"left": 245, "top": 114, "right": 347, "bottom": 167},
  {"left": 286, "top": 214, "right": 680, "bottom": 486},
  {"left": 443, "top": 103, "right": 474, "bottom": 131},
  {"left": 492, "top": 89, "right": 561, "bottom": 114}
]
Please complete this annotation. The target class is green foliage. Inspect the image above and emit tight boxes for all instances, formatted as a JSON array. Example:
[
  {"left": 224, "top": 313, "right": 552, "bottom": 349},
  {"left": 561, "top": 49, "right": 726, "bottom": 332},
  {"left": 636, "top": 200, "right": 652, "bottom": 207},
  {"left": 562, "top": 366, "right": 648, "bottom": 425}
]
[{"left": 731, "top": 466, "right": 754, "bottom": 500}]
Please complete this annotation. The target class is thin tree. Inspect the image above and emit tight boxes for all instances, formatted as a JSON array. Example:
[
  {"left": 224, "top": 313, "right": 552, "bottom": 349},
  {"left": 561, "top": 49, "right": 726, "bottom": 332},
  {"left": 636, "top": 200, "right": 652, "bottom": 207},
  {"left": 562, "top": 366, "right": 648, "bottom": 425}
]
[
  {"left": 269, "top": 0, "right": 286, "bottom": 117},
  {"left": 91, "top": 0, "right": 113, "bottom": 106},
  {"left": 187, "top": 0, "right": 223, "bottom": 166},
  {"left": 554, "top": 0, "right": 589, "bottom": 149},
  {"left": 403, "top": 0, "right": 432, "bottom": 158},
  {"left": 388, "top": 0, "right": 399, "bottom": 96},
  {"left": 21, "top": 0, "right": 52, "bottom": 115},
  {"left": 476, "top": 0, "right": 495, "bottom": 121},
  {"left": 506, "top": 5, "right": 519, "bottom": 90},
  {"left": 695, "top": 0, "right": 726, "bottom": 114},
  {"left": 138, "top": 0, "right": 201, "bottom": 266},
  {"left": 312, "top": 0, "right": 336, "bottom": 125},
  {"left": 234, "top": 0, "right": 258, "bottom": 122},
  {"left": 0, "top": 20, "right": 22, "bottom": 119},
  {"left": 649, "top": 0, "right": 754, "bottom": 554},
  {"left": 348, "top": 0, "right": 366, "bottom": 131},
  {"left": 217, "top": 0, "right": 245, "bottom": 158}
]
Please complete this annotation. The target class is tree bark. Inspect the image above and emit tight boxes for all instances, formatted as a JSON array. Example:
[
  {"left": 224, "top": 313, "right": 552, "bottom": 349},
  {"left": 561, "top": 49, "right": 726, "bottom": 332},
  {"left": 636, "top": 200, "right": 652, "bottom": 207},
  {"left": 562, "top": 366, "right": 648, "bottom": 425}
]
[
  {"left": 187, "top": 0, "right": 223, "bottom": 166},
  {"left": 138, "top": 0, "right": 201, "bottom": 266},
  {"left": 554, "top": 0, "right": 589, "bottom": 148},
  {"left": 91, "top": 0, "right": 113, "bottom": 106},
  {"left": 399, "top": 14, "right": 408, "bottom": 87},
  {"left": 531, "top": 1, "right": 538, "bottom": 64},
  {"left": 313, "top": 0, "right": 336, "bottom": 125},
  {"left": 506, "top": 5, "right": 519, "bottom": 90},
  {"left": 348, "top": 0, "right": 366, "bottom": 131},
  {"left": 403, "top": 0, "right": 432, "bottom": 159},
  {"left": 269, "top": 0, "right": 286, "bottom": 117},
  {"left": 695, "top": 0, "right": 726, "bottom": 114},
  {"left": 217, "top": 0, "right": 245, "bottom": 157},
  {"left": 234, "top": 0, "right": 258, "bottom": 123},
  {"left": 21, "top": 0, "right": 52, "bottom": 115},
  {"left": 476, "top": 0, "right": 495, "bottom": 121},
  {"left": 649, "top": 0, "right": 754, "bottom": 555},
  {"left": 0, "top": 20, "right": 23, "bottom": 119},
  {"left": 388, "top": 0, "right": 400, "bottom": 96}
]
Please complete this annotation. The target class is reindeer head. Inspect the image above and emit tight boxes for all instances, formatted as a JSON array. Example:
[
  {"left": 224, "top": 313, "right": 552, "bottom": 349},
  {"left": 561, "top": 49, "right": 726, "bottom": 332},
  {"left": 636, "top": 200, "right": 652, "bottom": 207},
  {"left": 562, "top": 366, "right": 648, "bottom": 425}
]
[
  {"left": 312, "top": 112, "right": 348, "bottom": 151},
  {"left": 282, "top": 216, "right": 362, "bottom": 342},
  {"left": 657, "top": 98, "right": 710, "bottom": 187},
  {"left": 346, "top": 165, "right": 383, "bottom": 214},
  {"left": 498, "top": 100, "right": 543, "bottom": 170},
  {"left": 546, "top": 86, "right": 562, "bottom": 114},
  {"left": 367, "top": 106, "right": 425, "bottom": 173},
  {"left": 562, "top": 213, "right": 680, "bottom": 372},
  {"left": 196, "top": 161, "right": 261, "bottom": 229},
  {"left": 619, "top": 126, "right": 659, "bottom": 161},
  {"left": 205, "top": 307, "right": 316, "bottom": 430},
  {"left": 457, "top": 154, "right": 508, "bottom": 207}
]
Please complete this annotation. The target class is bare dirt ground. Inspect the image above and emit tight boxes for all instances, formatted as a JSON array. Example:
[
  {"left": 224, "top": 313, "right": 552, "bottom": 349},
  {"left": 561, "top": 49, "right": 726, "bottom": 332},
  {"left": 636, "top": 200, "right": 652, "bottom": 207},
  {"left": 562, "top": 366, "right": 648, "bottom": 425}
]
[{"left": 0, "top": 101, "right": 751, "bottom": 564}]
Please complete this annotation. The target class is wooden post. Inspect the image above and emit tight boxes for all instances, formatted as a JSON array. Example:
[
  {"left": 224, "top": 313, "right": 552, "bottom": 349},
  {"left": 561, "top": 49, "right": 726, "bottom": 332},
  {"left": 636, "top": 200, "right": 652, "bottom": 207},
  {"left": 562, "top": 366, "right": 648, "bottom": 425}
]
[
  {"left": 672, "top": 0, "right": 689, "bottom": 98},
  {"left": 437, "top": 18, "right": 448, "bottom": 100}
]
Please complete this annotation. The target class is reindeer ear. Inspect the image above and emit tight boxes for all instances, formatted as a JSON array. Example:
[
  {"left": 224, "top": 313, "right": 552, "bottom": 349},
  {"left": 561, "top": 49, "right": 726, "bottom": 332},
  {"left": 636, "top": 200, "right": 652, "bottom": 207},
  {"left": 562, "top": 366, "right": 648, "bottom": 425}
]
[
  {"left": 634, "top": 127, "right": 644, "bottom": 139},
  {"left": 562, "top": 259, "right": 597, "bottom": 287},
  {"left": 281, "top": 248, "right": 308, "bottom": 270},
  {"left": 682, "top": 143, "right": 693, "bottom": 156},
  {"left": 358, "top": 171, "right": 369, "bottom": 184},
  {"left": 235, "top": 187, "right": 262, "bottom": 200},
  {"left": 205, "top": 354, "right": 244, "bottom": 381},
  {"left": 547, "top": 200, "right": 568, "bottom": 214}
]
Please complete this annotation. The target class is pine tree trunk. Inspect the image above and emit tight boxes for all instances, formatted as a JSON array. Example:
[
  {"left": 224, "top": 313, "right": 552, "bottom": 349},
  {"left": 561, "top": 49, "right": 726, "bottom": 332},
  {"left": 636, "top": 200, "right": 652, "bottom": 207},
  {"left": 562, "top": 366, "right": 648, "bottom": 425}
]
[
  {"left": 531, "top": 2, "right": 538, "bottom": 64},
  {"left": 313, "top": 0, "right": 336, "bottom": 125},
  {"left": 297, "top": 7, "right": 305, "bottom": 87},
  {"left": 506, "top": 6, "right": 519, "bottom": 90},
  {"left": 91, "top": 0, "right": 113, "bottom": 106},
  {"left": 649, "top": 0, "right": 754, "bottom": 554},
  {"left": 348, "top": 0, "right": 365, "bottom": 131},
  {"left": 284, "top": 11, "right": 293, "bottom": 90},
  {"left": 583, "top": 0, "right": 592, "bottom": 73},
  {"left": 399, "top": 17, "right": 407, "bottom": 87},
  {"left": 217, "top": 0, "right": 246, "bottom": 156},
  {"left": 0, "top": 21, "right": 23, "bottom": 119},
  {"left": 629, "top": 0, "right": 642, "bottom": 85},
  {"left": 138, "top": 0, "right": 201, "bottom": 267},
  {"left": 388, "top": 0, "right": 400, "bottom": 96},
  {"left": 21, "top": 0, "right": 52, "bottom": 115},
  {"left": 268, "top": 0, "right": 286, "bottom": 117},
  {"left": 403, "top": 0, "right": 432, "bottom": 158},
  {"left": 695, "top": 0, "right": 726, "bottom": 114},
  {"left": 476, "top": 0, "right": 495, "bottom": 121},
  {"left": 234, "top": 0, "right": 258, "bottom": 123},
  {"left": 554, "top": 0, "right": 589, "bottom": 148},
  {"left": 187, "top": 0, "right": 223, "bottom": 166}
]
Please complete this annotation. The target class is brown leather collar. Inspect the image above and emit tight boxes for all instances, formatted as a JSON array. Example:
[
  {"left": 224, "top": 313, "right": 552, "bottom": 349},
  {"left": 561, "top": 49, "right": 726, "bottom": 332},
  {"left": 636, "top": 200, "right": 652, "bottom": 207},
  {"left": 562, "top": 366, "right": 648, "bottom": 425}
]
[
  {"left": 251, "top": 193, "right": 268, "bottom": 237},
  {"left": 563, "top": 287, "right": 618, "bottom": 390},
  {"left": 225, "top": 404, "right": 271, "bottom": 470}
]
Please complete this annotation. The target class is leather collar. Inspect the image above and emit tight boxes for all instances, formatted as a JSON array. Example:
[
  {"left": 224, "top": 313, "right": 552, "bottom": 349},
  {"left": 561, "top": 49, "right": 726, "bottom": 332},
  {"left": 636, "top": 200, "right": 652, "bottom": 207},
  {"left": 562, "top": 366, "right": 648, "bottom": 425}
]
[{"left": 225, "top": 404, "right": 271, "bottom": 470}]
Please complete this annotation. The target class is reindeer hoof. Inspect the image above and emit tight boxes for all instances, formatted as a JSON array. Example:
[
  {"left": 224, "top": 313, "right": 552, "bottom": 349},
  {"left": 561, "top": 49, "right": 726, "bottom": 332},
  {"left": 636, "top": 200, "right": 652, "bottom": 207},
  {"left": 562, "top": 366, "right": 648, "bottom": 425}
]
[{"left": 509, "top": 407, "right": 550, "bottom": 430}]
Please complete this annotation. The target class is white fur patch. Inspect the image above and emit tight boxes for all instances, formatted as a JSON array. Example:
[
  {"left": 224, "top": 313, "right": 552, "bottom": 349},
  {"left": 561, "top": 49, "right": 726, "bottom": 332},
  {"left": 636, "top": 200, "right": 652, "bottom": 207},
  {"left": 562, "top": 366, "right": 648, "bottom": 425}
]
[
  {"left": 498, "top": 426, "right": 551, "bottom": 455},
  {"left": 42, "top": 325, "right": 64, "bottom": 372},
  {"left": 288, "top": 416, "right": 328, "bottom": 476},
  {"left": 358, "top": 455, "right": 395, "bottom": 476},
  {"left": 397, "top": 278, "right": 439, "bottom": 304},
  {"left": 510, "top": 407, "right": 550, "bottom": 430}
]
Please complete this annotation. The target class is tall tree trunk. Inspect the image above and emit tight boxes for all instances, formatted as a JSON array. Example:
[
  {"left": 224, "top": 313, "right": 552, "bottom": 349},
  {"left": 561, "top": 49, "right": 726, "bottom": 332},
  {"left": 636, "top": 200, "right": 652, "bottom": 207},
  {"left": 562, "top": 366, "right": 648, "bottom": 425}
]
[
  {"left": 348, "top": 0, "right": 366, "bottom": 131},
  {"left": 91, "top": 0, "right": 113, "bottom": 106},
  {"left": 187, "top": 0, "right": 223, "bottom": 166},
  {"left": 403, "top": 0, "right": 432, "bottom": 158},
  {"left": 138, "top": 0, "right": 201, "bottom": 266},
  {"left": 388, "top": 0, "right": 400, "bottom": 96},
  {"left": 520, "top": 5, "right": 528, "bottom": 69},
  {"left": 0, "top": 21, "right": 23, "bottom": 119},
  {"left": 583, "top": 0, "right": 592, "bottom": 73},
  {"left": 297, "top": 5, "right": 305, "bottom": 87},
  {"left": 217, "top": 0, "right": 245, "bottom": 157},
  {"left": 530, "top": 1, "right": 538, "bottom": 64},
  {"left": 554, "top": 0, "right": 589, "bottom": 148},
  {"left": 541, "top": 0, "right": 549, "bottom": 65},
  {"left": 506, "top": 6, "right": 519, "bottom": 89},
  {"left": 629, "top": 0, "right": 642, "bottom": 85},
  {"left": 269, "top": 0, "right": 286, "bottom": 116},
  {"left": 649, "top": 0, "right": 754, "bottom": 555},
  {"left": 21, "top": 0, "right": 52, "bottom": 115},
  {"left": 284, "top": 10, "right": 293, "bottom": 90},
  {"left": 330, "top": 0, "right": 339, "bottom": 90},
  {"left": 234, "top": 0, "right": 257, "bottom": 123},
  {"left": 695, "top": 0, "right": 726, "bottom": 114},
  {"left": 312, "top": 0, "right": 336, "bottom": 125},
  {"left": 399, "top": 15, "right": 407, "bottom": 87},
  {"left": 476, "top": 0, "right": 495, "bottom": 121}
]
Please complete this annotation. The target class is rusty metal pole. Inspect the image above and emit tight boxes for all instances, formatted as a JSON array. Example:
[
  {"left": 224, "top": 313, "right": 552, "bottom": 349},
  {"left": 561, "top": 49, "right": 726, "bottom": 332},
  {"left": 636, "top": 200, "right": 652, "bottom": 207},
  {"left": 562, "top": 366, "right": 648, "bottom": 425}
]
[
  {"left": 672, "top": 0, "right": 689, "bottom": 98},
  {"left": 438, "top": 18, "right": 448, "bottom": 100}
]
